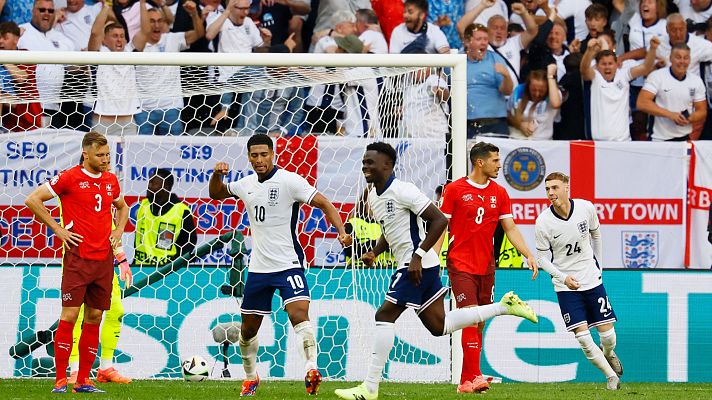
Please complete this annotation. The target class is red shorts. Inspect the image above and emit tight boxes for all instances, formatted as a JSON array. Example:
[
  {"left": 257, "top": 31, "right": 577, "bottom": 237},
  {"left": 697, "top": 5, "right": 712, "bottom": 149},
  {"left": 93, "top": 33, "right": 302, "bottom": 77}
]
[
  {"left": 448, "top": 270, "right": 495, "bottom": 308},
  {"left": 61, "top": 249, "right": 113, "bottom": 310}
]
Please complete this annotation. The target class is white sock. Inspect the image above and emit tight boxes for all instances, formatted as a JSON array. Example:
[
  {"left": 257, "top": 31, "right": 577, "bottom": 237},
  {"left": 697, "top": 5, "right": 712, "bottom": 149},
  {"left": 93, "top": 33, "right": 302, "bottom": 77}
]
[
  {"left": 99, "top": 358, "right": 113, "bottom": 370},
  {"left": 599, "top": 328, "right": 616, "bottom": 357},
  {"left": 575, "top": 331, "right": 615, "bottom": 378},
  {"left": 364, "top": 322, "right": 395, "bottom": 394},
  {"left": 70, "top": 361, "right": 79, "bottom": 373},
  {"left": 293, "top": 321, "right": 318, "bottom": 372},
  {"left": 239, "top": 334, "right": 259, "bottom": 380},
  {"left": 442, "top": 303, "right": 506, "bottom": 335}
]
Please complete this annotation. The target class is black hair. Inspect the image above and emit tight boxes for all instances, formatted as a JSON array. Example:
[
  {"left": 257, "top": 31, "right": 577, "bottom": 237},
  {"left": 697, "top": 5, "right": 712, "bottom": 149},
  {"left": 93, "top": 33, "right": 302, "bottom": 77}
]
[
  {"left": 151, "top": 168, "right": 175, "bottom": 191},
  {"left": 366, "top": 142, "right": 397, "bottom": 166},
  {"left": 404, "top": 0, "right": 428, "bottom": 13},
  {"left": 469, "top": 142, "right": 499, "bottom": 165},
  {"left": 247, "top": 134, "right": 274, "bottom": 151}
]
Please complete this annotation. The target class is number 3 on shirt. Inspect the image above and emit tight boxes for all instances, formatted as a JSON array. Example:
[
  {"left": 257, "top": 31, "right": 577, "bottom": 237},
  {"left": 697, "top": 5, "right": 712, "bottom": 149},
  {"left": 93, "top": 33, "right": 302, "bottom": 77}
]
[
  {"left": 474, "top": 207, "right": 485, "bottom": 224},
  {"left": 94, "top": 194, "right": 102, "bottom": 212}
]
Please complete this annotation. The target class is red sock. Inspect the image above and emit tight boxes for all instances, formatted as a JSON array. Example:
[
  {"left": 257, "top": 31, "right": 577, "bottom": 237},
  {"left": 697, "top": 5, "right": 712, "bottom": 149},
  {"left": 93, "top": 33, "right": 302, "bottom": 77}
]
[
  {"left": 460, "top": 326, "right": 482, "bottom": 383},
  {"left": 54, "top": 320, "right": 75, "bottom": 384},
  {"left": 76, "top": 322, "right": 100, "bottom": 385}
]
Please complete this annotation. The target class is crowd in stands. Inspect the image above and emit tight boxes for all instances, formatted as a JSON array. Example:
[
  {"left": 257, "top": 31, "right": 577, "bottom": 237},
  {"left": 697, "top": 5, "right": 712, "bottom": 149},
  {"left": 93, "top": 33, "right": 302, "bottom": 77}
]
[{"left": 1, "top": 0, "right": 712, "bottom": 141}]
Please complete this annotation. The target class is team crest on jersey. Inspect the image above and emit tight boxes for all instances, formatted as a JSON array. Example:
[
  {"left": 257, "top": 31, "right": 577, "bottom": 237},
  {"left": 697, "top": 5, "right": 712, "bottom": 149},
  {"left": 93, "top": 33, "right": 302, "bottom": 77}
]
[
  {"left": 622, "top": 231, "right": 658, "bottom": 268},
  {"left": 690, "top": 88, "right": 696, "bottom": 97},
  {"left": 490, "top": 196, "right": 497, "bottom": 208},
  {"left": 79, "top": 181, "right": 89, "bottom": 189},
  {"left": 616, "top": 81, "right": 624, "bottom": 90},
  {"left": 106, "top": 184, "right": 113, "bottom": 192},
  {"left": 563, "top": 313, "right": 571, "bottom": 324},
  {"left": 51, "top": 175, "right": 59, "bottom": 185},
  {"left": 84, "top": 15, "right": 92, "bottom": 24},
  {"left": 503, "top": 147, "right": 546, "bottom": 191},
  {"left": 268, "top": 187, "right": 279, "bottom": 205},
  {"left": 577, "top": 220, "right": 588, "bottom": 235},
  {"left": 385, "top": 200, "right": 395, "bottom": 216},
  {"left": 462, "top": 194, "right": 473, "bottom": 202}
]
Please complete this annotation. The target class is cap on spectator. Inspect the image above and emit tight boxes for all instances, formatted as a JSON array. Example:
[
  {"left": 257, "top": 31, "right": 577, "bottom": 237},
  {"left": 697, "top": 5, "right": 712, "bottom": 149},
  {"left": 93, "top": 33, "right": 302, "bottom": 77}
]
[
  {"left": 335, "top": 35, "right": 364, "bottom": 54},
  {"left": 0, "top": 21, "right": 21, "bottom": 36}
]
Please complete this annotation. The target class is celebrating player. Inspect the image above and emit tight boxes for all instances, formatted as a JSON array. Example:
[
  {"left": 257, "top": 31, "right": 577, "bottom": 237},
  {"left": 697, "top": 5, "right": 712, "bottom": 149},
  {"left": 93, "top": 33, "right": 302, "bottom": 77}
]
[
  {"left": 24, "top": 132, "right": 131, "bottom": 394},
  {"left": 334, "top": 142, "right": 537, "bottom": 400},
  {"left": 439, "top": 141, "right": 538, "bottom": 393},
  {"left": 535, "top": 172, "right": 623, "bottom": 390},
  {"left": 209, "top": 134, "right": 351, "bottom": 396}
]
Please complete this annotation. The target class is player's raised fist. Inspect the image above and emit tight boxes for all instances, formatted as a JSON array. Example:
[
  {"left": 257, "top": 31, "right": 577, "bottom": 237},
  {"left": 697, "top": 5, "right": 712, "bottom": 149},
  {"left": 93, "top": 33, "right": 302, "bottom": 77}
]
[
  {"left": 338, "top": 233, "right": 353, "bottom": 247},
  {"left": 213, "top": 162, "right": 230, "bottom": 176}
]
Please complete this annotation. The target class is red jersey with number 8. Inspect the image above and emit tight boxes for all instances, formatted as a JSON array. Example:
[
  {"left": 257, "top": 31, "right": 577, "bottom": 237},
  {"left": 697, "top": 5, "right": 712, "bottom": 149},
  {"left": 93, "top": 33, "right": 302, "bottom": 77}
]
[
  {"left": 440, "top": 177, "right": 512, "bottom": 275},
  {"left": 47, "top": 165, "right": 121, "bottom": 260}
]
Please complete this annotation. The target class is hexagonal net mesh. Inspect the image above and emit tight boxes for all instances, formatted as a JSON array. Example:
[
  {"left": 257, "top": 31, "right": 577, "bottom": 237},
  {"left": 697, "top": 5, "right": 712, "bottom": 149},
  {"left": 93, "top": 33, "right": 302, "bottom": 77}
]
[{"left": 1, "top": 53, "right": 460, "bottom": 382}]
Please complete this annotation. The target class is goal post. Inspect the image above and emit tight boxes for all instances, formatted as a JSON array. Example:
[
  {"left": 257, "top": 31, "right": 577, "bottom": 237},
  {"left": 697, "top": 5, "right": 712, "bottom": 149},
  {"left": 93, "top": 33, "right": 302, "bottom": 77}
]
[{"left": 0, "top": 50, "right": 468, "bottom": 382}]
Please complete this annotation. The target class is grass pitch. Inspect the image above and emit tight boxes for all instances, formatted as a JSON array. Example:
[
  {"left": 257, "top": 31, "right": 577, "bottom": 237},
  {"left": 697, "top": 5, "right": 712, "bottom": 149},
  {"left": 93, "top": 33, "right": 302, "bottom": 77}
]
[{"left": 2, "top": 379, "right": 711, "bottom": 399}]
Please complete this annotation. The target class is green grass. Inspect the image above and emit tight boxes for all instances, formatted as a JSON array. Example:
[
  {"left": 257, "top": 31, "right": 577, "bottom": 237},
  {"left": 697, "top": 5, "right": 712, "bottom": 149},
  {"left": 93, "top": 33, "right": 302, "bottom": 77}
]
[{"left": 2, "top": 379, "right": 711, "bottom": 400}]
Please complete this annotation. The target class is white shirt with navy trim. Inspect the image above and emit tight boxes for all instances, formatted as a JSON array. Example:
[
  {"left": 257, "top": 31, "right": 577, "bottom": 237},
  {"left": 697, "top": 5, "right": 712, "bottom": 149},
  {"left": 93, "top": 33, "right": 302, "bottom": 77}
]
[
  {"left": 367, "top": 176, "right": 440, "bottom": 270},
  {"left": 535, "top": 199, "right": 602, "bottom": 292},
  {"left": 227, "top": 168, "right": 318, "bottom": 273}
]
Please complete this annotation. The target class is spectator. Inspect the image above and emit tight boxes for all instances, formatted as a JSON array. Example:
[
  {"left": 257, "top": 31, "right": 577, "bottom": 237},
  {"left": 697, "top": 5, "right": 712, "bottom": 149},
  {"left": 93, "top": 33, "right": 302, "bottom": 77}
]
[
  {"left": 389, "top": 0, "right": 450, "bottom": 54},
  {"left": 581, "top": 36, "right": 659, "bottom": 141},
  {"left": 134, "top": 168, "right": 196, "bottom": 266},
  {"left": 579, "top": 3, "right": 608, "bottom": 53},
  {"left": 0, "top": 21, "right": 42, "bottom": 132},
  {"left": 402, "top": 62, "right": 450, "bottom": 139},
  {"left": 113, "top": 0, "right": 174, "bottom": 41},
  {"left": 553, "top": 52, "right": 586, "bottom": 140},
  {"left": 253, "top": 0, "right": 310, "bottom": 51},
  {"left": 624, "top": 0, "right": 667, "bottom": 141},
  {"left": 312, "top": 10, "right": 356, "bottom": 53},
  {"left": 654, "top": 14, "right": 712, "bottom": 78},
  {"left": 637, "top": 43, "right": 707, "bottom": 141},
  {"left": 0, "top": 0, "right": 33, "bottom": 24},
  {"left": 464, "top": 0, "right": 508, "bottom": 27},
  {"left": 55, "top": 0, "right": 102, "bottom": 50},
  {"left": 133, "top": 0, "right": 204, "bottom": 135},
  {"left": 464, "top": 23, "right": 513, "bottom": 138},
  {"left": 428, "top": 0, "right": 464, "bottom": 50},
  {"left": 311, "top": 0, "right": 371, "bottom": 39},
  {"left": 355, "top": 8, "right": 387, "bottom": 54},
  {"left": 88, "top": 6, "right": 140, "bottom": 135},
  {"left": 556, "top": 0, "right": 591, "bottom": 42},
  {"left": 507, "top": 65, "right": 561, "bottom": 140},
  {"left": 458, "top": 0, "right": 539, "bottom": 86},
  {"left": 510, "top": 0, "right": 548, "bottom": 27},
  {"left": 675, "top": 0, "right": 712, "bottom": 24},
  {"left": 18, "top": 0, "right": 78, "bottom": 129},
  {"left": 525, "top": 9, "right": 569, "bottom": 82}
]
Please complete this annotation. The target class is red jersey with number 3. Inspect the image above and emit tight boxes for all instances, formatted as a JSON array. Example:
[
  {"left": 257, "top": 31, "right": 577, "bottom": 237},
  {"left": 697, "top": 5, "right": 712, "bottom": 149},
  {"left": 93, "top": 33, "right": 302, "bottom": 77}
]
[
  {"left": 440, "top": 177, "right": 512, "bottom": 275},
  {"left": 47, "top": 165, "right": 121, "bottom": 260}
]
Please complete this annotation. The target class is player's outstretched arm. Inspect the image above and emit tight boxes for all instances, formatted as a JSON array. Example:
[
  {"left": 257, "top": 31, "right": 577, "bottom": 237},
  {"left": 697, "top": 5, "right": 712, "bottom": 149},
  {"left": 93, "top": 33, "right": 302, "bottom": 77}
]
[
  {"left": 310, "top": 193, "right": 352, "bottom": 247},
  {"left": 209, "top": 162, "right": 232, "bottom": 200},
  {"left": 25, "top": 185, "right": 83, "bottom": 247},
  {"left": 501, "top": 217, "right": 538, "bottom": 279}
]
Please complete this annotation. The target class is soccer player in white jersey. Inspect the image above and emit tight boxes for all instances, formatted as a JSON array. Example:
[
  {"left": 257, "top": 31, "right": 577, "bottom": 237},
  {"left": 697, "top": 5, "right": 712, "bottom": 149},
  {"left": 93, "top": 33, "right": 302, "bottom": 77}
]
[
  {"left": 335, "top": 142, "right": 538, "bottom": 400},
  {"left": 534, "top": 172, "right": 623, "bottom": 391},
  {"left": 208, "top": 134, "right": 351, "bottom": 397}
]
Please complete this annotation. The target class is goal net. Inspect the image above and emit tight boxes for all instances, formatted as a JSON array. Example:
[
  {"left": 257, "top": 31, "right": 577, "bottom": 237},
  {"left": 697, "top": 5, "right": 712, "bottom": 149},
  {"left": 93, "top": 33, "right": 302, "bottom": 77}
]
[{"left": 0, "top": 51, "right": 467, "bottom": 381}]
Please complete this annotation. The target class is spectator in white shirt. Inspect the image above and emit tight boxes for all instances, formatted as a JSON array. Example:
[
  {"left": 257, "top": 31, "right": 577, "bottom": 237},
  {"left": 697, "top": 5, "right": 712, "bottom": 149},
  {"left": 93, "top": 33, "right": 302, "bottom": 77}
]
[
  {"left": 389, "top": 0, "right": 450, "bottom": 54},
  {"left": 458, "top": 0, "right": 539, "bottom": 85},
  {"left": 675, "top": 0, "right": 712, "bottom": 24},
  {"left": 311, "top": 10, "right": 357, "bottom": 53},
  {"left": 637, "top": 43, "right": 707, "bottom": 141},
  {"left": 355, "top": 8, "right": 387, "bottom": 54},
  {"left": 132, "top": 0, "right": 204, "bottom": 135},
  {"left": 18, "top": 0, "right": 79, "bottom": 129},
  {"left": 88, "top": 5, "right": 140, "bottom": 135},
  {"left": 507, "top": 65, "right": 561, "bottom": 140},
  {"left": 55, "top": 0, "right": 102, "bottom": 50},
  {"left": 402, "top": 64, "right": 450, "bottom": 139},
  {"left": 581, "top": 36, "right": 659, "bottom": 141}
]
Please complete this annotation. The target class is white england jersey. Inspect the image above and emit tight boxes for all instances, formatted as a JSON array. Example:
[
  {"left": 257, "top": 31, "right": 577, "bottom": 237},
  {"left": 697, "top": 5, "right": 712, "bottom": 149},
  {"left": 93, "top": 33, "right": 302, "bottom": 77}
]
[
  {"left": 227, "top": 168, "right": 318, "bottom": 273},
  {"left": 367, "top": 177, "right": 439, "bottom": 270},
  {"left": 535, "top": 199, "right": 602, "bottom": 292}
]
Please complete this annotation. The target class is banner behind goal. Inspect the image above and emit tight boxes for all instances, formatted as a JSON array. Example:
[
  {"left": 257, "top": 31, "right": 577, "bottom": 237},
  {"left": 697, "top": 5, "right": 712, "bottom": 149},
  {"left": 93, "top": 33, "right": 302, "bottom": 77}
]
[{"left": 0, "top": 51, "right": 467, "bottom": 381}]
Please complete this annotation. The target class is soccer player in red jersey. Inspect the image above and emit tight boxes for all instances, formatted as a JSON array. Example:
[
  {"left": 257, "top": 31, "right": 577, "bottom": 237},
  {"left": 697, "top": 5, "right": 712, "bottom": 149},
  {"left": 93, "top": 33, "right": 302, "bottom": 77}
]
[
  {"left": 25, "top": 132, "right": 130, "bottom": 394},
  {"left": 440, "top": 142, "right": 538, "bottom": 393}
]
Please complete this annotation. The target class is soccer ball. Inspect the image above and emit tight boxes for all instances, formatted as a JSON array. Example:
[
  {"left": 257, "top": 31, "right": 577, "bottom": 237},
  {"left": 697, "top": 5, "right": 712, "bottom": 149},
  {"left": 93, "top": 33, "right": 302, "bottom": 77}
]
[{"left": 181, "top": 355, "right": 210, "bottom": 382}]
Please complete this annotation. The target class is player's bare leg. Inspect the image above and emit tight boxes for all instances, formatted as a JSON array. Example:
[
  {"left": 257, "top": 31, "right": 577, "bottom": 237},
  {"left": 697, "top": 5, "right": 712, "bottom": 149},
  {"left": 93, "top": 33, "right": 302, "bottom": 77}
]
[
  {"left": 285, "top": 300, "right": 321, "bottom": 395},
  {"left": 573, "top": 325, "right": 618, "bottom": 390},
  {"left": 73, "top": 306, "right": 106, "bottom": 393},
  {"left": 239, "top": 313, "right": 263, "bottom": 397},
  {"left": 597, "top": 323, "right": 623, "bottom": 377}
]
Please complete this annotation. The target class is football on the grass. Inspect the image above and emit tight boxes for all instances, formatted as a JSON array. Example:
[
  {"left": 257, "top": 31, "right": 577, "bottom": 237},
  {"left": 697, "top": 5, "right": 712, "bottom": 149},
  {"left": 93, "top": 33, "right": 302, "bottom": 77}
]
[{"left": 182, "top": 355, "right": 209, "bottom": 381}]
